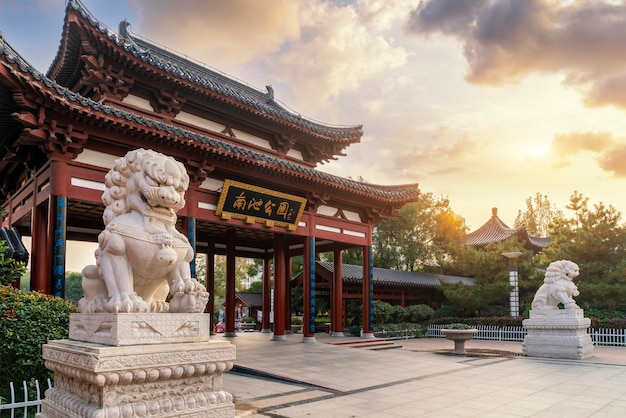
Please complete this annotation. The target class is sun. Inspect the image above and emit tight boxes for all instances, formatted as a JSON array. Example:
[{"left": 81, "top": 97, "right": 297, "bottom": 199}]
[{"left": 525, "top": 144, "right": 551, "bottom": 159}]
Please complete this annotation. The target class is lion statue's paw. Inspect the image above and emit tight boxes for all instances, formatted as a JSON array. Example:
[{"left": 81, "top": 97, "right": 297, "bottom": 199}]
[
  {"left": 78, "top": 296, "right": 109, "bottom": 313},
  {"left": 150, "top": 300, "right": 170, "bottom": 313},
  {"left": 107, "top": 293, "right": 149, "bottom": 313},
  {"left": 169, "top": 288, "right": 209, "bottom": 313}
]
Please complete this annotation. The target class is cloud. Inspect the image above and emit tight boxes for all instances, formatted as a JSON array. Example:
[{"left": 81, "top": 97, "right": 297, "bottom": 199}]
[
  {"left": 128, "top": 0, "right": 301, "bottom": 66},
  {"left": 551, "top": 131, "right": 616, "bottom": 157},
  {"left": 598, "top": 144, "right": 626, "bottom": 177},
  {"left": 265, "top": 1, "right": 408, "bottom": 110},
  {"left": 549, "top": 131, "right": 626, "bottom": 177},
  {"left": 405, "top": 0, "right": 626, "bottom": 109}
]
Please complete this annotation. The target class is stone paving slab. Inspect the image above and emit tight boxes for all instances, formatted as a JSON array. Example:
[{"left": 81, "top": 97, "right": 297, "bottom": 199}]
[{"left": 217, "top": 332, "right": 626, "bottom": 417}]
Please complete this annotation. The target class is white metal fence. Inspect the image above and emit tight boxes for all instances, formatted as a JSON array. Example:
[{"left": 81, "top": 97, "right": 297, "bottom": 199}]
[
  {"left": 0, "top": 379, "right": 50, "bottom": 418},
  {"left": 426, "top": 324, "right": 626, "bottom": 346}
]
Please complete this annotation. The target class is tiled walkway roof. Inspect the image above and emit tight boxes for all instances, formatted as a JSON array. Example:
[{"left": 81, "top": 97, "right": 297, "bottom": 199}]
[{"left": 316, "top": 261, "right": 474, "bottom": 288}]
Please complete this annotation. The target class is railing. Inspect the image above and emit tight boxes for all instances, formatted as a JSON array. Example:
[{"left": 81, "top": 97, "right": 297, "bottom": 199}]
[
  {"left": 426, "top": 324, "right": 526, "bottom": 341},
  {"left": 0, "top": 379, "right": 50, "bottom": 417},
  {"left": 426, "top": 324, "right": 626, "bottom": 346}
]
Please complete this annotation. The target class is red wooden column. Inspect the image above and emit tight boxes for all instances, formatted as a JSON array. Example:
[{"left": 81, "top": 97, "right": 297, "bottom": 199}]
[
  {"left": 261, "top": 256, "right": 272, "bottom": 333},
  {"left": 302, "top": 236, "right": 316, "bottom": 341},
  {"left": 224, "top": 229, "right": 237, "bottom": 337},
  {"left": 284, "top": 252, "right": 292, "bottom": 333},
  {"left": 206, "top": 240, "right": 216, "bottom": 334},
  {"left": 50, "top": 159, "right": 68, "bottom": 297},
  {"left": 30, "top": 201, "right": 50, "bottom": 293},
  {"left": 332, "top": 246, "right": 344, "bottom": 337},
  {"left": 362, "top": 245, "right": 375, "bottom": 339},
  {"left": 272, "top": 234, "right": 286, "bottom": 341}
]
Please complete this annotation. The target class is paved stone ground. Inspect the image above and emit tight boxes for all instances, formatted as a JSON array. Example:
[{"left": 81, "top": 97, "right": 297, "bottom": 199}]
[{"left": 216, "top": 332, "right": 626, "bottom": 417}]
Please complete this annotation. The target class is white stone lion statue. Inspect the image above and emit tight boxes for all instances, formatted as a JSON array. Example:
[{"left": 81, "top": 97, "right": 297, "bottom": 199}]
[
  {"left": 79, "top": 149, "right": 209, "bottom": 313},
  {"left": 531, "top": 260, "right": 580, "bottom": 310}
]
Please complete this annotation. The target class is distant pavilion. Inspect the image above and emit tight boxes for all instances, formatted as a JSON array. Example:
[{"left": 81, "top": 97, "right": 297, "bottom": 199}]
[{"left": 467, "top": 208, "right": 550, "bottom": 253}]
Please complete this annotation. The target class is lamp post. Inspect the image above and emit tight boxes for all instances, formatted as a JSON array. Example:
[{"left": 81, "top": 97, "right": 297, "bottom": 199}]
[{"left": 502, "top": 251, "right": 523, "bottom": 317}]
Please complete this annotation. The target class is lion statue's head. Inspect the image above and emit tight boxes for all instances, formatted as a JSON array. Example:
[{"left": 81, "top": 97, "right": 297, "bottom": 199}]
[
  {"left": 101, "top": 148, "right": 190, "bottom": 226},
  {"left": 543, "top": 260, "right": 579, "bottom": 284}
]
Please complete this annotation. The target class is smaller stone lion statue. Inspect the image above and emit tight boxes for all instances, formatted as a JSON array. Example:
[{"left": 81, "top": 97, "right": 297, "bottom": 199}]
[
  {"left": 531, "top": 260, "right": 580, "bottom": 310},
  {"left": 79, "top": 148, "right": 209, "bottom": 314}
]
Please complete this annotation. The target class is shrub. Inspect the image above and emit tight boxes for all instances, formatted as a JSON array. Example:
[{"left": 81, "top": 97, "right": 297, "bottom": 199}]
[
  {"left": 389, "top": 304, "right": 406, "bottom": 323},
  {"left": 444, "top": 323, "right": 473, "bottom": 330},
  {"left": 291, "top": 317, "right": 303, "bottom": 325},
  {"left": 0, "top": 286, "right": 78, "bottom": 389},
  {"left": 0, "top": 240, "right": 26, "bottom": 286},
  {"left": 405, "top": 304, "right": 435, "bottom": 322},
  {"left": 373, "top": 300, "right": 394, "bottom": 324},
  {"left": 240, "top": 316, "right": 255, "bottom": 323}
]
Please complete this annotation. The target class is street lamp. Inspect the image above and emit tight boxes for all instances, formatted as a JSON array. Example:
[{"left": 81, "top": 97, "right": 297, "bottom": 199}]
[{"left": 502, "top": 251, "right": 523, "bottom": 317}]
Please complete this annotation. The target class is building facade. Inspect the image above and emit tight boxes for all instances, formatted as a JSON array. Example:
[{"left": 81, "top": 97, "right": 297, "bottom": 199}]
[{"left": 0, "top": 0, "right": 419, "bottom": 340}]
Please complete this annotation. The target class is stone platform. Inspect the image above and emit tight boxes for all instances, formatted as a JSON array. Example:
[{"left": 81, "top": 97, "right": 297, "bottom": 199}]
[
  {"left": 69, "top": 312, "right": 210, "bottom": 346},
  {"left": 523, "top": 309, "right": 593, "bottom": 360},
  {"left": 39, "top": 313, "right": 235, "bottom": 417}
]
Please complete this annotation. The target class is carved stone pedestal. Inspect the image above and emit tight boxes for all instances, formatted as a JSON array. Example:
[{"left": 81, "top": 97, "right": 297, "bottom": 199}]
[
  {"left": 523, "top": 309, "right": 593, "bottom": 360},
  {"left": 38, "top": 314, "right": 235, "bottom": 418}
]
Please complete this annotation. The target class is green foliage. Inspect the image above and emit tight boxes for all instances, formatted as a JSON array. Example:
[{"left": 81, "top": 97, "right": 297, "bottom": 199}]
[
  {"left": 440, "top": 237, "right": 539, "bottom": 316},
  {"left": 373, "top": 300, "right": 394, "bottom": 324},
  {"left": 389, "top": 304, "right": 407, "bottom": 323},
  {"left": 431, "top": 316, "right": 524, "bottom": 328},
  {"left": 291, "top": 317, "right": 303, "bottom": 325},
  {"left": 373, "top": 323, "right": 427, "bottom": 338},
  {"left": 443, "top": 322, "right": 473, "bottom": 329},
  {"left": 542, "top": 191, "right": 626, "bottom": 310},
  {"left": 514, "top": 192, "right": 564, "bottom": 237},
  {"left": 373, "top": 193, "right": 467, "bottom": 271},
  {"left": 0, "top": 286, "right": 78, "bottom": 389},
  {"left": 248, "top": 280, "right": 263, "bottom": 293},
  {"left": 405, "top": 304, "right": 435, "bottom": 322},
  {"left": 240, "top": 316, "right": 255, "bottom": 323},
  {"left": 64, "top": 271, "right": 83, "bottom": 304},
  {"left": 0, "top": 240, "right": 26, "bottom": 286}
]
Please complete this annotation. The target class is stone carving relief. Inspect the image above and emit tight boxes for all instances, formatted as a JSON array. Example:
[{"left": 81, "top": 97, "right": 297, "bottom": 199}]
[
  {"left": 531, "top": 260, "right": 580, "bottom": 310},
  {"left": 79, "top": 148, "right": 209, "bottom": 313}
]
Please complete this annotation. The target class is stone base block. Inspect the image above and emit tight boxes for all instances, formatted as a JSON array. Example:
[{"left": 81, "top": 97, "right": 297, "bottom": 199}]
[
  {"left": 37, "top": 339, "right": 235, "bottom": 418},
  {"left": 70, "top": 313, "right": 210, "bottom": 346},
  {"left": 523, "top": 309, "right": 594, "bottom": 360}
]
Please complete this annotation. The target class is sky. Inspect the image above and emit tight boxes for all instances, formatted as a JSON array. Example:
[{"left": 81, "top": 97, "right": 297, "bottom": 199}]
[{"left": 2, "top": 0, "right": 626, "bottom": 270}]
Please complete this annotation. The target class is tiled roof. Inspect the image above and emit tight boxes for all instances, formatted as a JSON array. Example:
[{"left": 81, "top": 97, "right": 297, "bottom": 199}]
[
  {"left": 316, "top": 261, "right": 474, "bottom": 288},
  {"left": 466, "top": 208, "right": 550, "bottom": 251},
  {"left": 0, "top": 34, "right": 420, "bottom": 203},
  {"left": 236, "top": 292, "right": 263, "bottom": 308},
  {"left": 62, "top": 0, "right": 363, "bottom": 142}
]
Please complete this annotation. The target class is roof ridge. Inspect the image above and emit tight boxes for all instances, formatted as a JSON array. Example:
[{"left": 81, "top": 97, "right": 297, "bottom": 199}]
[{"left": 64, "top": 0, "right": 364, "bottom": 142}]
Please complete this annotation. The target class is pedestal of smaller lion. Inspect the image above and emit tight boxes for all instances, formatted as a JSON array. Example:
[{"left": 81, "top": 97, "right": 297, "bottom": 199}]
[
  {"left": 38, "top": 314, "right": 235, "bottom": 418},
  {"left": 523, "top": 309, "right": 593, "bottom": 360}
]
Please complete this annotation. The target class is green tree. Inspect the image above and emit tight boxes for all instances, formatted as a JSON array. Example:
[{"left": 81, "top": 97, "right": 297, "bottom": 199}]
[
  {"left": 514, "top": 192, "right": 564, "bottom": 237},
  {"left": 542, "top": 191, "right": 626, "bottom": 310},
  {"left": 441, "top": 238, "right": 540, "bottom": 316},
  {"left": 65, "top": 271, "right": 83, "bottom": 304},
  {"left": 373, "top": 193, "right": 467, "bottom": 272}
]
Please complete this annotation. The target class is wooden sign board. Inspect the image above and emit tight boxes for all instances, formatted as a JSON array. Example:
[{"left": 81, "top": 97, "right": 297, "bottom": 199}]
[{"left": 215, "top": 180, "right": 307, "bottom": 230}]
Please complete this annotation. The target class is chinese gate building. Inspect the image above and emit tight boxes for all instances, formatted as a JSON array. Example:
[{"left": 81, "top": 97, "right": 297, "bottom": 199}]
[{"left": 0, "top": 0, "right": 420, "bottom": 340}]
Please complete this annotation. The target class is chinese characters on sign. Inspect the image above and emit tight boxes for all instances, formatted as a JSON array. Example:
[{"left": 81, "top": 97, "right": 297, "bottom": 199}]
[{"left": 216, "top": 180, "right": 306, "bottom": 230}]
